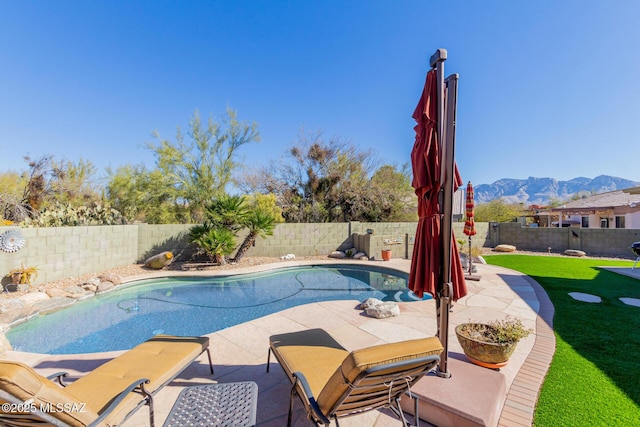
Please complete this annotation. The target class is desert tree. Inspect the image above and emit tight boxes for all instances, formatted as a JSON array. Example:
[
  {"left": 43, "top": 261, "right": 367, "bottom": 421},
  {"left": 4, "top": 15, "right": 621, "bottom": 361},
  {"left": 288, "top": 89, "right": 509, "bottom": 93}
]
[
  {"left": 474, "top": 199, "right": 525, "bottom": 222},
  {"left": 239, "top": 130, "right": 415, "bottom": 223},
  {"left": 147, "top": 108, "right": 259, "bottom": 222},
  {"left": 106, "top": 164, "right": 184, "bottom": 224},
  {"left": 0, "top": 155, "right": 103, "bottom": 223}
]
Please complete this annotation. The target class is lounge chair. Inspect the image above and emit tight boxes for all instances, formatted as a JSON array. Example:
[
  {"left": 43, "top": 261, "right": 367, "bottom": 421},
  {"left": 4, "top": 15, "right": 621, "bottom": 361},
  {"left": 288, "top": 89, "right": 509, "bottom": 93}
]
[
  {"left": 267, "top": 328, "right": 443, "bottom": 426},
  {"left": 0, "top": 334, "right": 213, "bottom": 427}
]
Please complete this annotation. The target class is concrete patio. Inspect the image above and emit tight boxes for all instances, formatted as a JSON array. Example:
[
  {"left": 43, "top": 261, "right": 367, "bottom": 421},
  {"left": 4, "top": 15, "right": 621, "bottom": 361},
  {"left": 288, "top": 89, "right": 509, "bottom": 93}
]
[{"left": 4, "top": 260, "right": 556, "bottom": 427}]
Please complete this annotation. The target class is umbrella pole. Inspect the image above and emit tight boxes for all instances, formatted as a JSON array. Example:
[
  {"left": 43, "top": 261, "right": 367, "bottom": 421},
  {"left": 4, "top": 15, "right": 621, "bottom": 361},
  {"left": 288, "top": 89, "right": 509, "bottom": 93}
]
[
  {"left": 430, "top": 48, "right": 460, "bottom": 378},
  {"left": 438, "top": 73, "right": 458, "bottom": 378},
  {"left": 468, "top": 235, "right": 473, "bottom": 275}
]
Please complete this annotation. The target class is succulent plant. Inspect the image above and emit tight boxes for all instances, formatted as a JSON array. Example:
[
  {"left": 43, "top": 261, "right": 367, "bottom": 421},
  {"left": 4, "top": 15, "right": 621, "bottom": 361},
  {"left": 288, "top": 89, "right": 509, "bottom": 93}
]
[{"left": 22, "top": 202, "right": 124, "bottom": 227}]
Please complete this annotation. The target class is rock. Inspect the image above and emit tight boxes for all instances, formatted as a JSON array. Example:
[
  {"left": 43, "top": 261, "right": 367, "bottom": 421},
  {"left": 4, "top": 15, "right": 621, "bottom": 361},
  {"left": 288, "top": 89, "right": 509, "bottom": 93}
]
[
  {"left": 96, "top": 281, "right": 115, "bottom": 294},
  {"left": 460, "top": 252, "right": 469, "bottom": 268},
  {"left": 358, "top": 297, "right": 400, "bottom": 319},
  {"left": 358, "top": 255, "right": 370, "bottom": 261},
  {"left": 344, "top": 248, "right": 357, "bottom": 258},
  {"left": 352, "top": 251, "right": 366, "bottom": 259},
  {"left": 18, "top": 292, "right": 49, "bottom": 305},
  {"left": 33, "top": 297, "right": 76, "bottom": 315},
  {"left": 84, "top": 277, "right": 101, "bottom": 286},
  {"left": 358, "top": 297, "right": 384, "bottom": 310},
  {"left": 564, "top": 249, "right": 586, "bottom": 257},
  {"left": 0, "top": 306, "right": 37, "bottom": 326},
  {"left": 459, "top": 253, "right": 479, "bottom": 273},
  {"left": 63, "top": 285, "right": 94, "bottom": 299},
  {"left": 280, "top": 254, "right": 296, "bottom": 260},
  {"left": 0, "top": 299, "right": 25, "bottom": 313},
  {"left": 81, "top": 283, "right": 98, "bottom": 293},
  {"left": 4, "top": 284, "right": 29, "bottom": 292},
  {"left": 365, "top": 302, "right": 400, "bottom": 319},
  {"left": 99, "top": 273, "right": 122, "bottom": 285},
  {"left": 494, "top": 244, "right": 516, "bottom": 252},
  {"left": 46, "top": 288, "right": 71, "bottom": 298},
  {"left": 328, "top": 251, "right": 346, "bottom": 259},
  {"left": 144, "top": 251, "right": 174, "bottom": 269}
]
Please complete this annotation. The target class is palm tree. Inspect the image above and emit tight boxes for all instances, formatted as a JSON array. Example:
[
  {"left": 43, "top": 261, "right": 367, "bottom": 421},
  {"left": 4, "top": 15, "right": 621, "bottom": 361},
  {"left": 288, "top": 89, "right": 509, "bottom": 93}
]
[
  {"left": 233, "top": 208, "right": 276, "bottom": 262},
  {"left": 190, "top": 193, "right": 251, "bottom": 264},
  {"left": 204, "top": 194, "right": 249, "bottom": 233}
]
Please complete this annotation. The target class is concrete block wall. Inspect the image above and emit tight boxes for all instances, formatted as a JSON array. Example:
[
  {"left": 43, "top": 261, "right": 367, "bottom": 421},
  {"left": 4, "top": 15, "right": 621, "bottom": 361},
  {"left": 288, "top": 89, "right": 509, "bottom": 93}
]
[
  {"left": 251, "top": 222, "right": 351, "bottom": 257},
  {"left": 0, "top": 226, "right": 139, "bottom": 286},
  {"left": 492, "top": 223, "right": 568, "bottom": 253},
  {"left": 355, "top": 222, "right": 416, "bottom": 260},
  {"left": 580, "top": 229, "right": 640, "bottom": 257},
  {"left": 350, "top": 222, "right": 490, "bottom": 260},
  {"left": 491, "top": 222, "right": 640, "bottom": 258},
  {"left": 2, "top": 220, "right": 636, "bottom": 288},
  {"left": 136, "top": 223, "right": 194, "bottom": 262}
]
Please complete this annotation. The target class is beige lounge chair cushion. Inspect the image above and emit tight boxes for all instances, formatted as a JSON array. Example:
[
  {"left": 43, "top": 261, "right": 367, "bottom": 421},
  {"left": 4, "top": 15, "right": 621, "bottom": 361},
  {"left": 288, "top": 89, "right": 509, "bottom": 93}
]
[
  {"left": 270, "top": 329, "right": 443, "bottom": 417},
  {"left": 0, "top": 360, "right": 100, "bottom": 427},
  {"left": 317, "top": 336, "right": 443, "bottom": 414},
  {"left": 65, "top": 335, "right": 209, "bottom": 424},
  {"left": 269, "top": 329, "right": 349, "bottom": 398}
]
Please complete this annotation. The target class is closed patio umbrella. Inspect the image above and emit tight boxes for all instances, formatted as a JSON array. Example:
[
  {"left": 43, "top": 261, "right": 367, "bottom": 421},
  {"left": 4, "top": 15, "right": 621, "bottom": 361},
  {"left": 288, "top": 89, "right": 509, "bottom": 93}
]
[
  {"left": 408, "top": 49, "right": 467, "bottom": 377},
  {"left": 464, "top": 181, "right": 477, "bottom": 276}
]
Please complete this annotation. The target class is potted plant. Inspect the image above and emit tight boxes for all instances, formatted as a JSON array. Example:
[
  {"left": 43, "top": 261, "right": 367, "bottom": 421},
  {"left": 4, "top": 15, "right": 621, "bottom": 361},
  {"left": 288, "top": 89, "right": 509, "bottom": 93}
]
[
  {"left": 455, "top": 316, "right": 533, "bottom": 369},
  {"left": 6, "top": 265, "right": 38, "bottom": 285}
]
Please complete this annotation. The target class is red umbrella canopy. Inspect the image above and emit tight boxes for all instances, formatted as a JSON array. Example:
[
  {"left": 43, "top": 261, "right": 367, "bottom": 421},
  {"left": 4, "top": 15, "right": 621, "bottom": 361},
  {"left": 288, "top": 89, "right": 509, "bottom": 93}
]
[
  {"left": 408, "top": 70, "right": 467, "bottom": 301},
  {"left": 464, "top": 181, "right": 477, "bottom": 237}
]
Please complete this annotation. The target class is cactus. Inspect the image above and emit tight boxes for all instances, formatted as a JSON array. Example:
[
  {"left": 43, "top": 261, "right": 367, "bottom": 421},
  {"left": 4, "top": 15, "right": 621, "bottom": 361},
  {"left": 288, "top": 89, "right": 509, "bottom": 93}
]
[{"left": 22, "top": 202, "right": 124, "bottom": 227}]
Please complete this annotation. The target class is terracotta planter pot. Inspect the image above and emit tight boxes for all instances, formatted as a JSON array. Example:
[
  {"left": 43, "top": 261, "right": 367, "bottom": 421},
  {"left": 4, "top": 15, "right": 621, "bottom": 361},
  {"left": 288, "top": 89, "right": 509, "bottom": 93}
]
[
  {"left": 381, "top": 249, "right": 392, "bottom": 261},
  {"left": 455, "top": 323, "right": 517, "bottom": 369}
]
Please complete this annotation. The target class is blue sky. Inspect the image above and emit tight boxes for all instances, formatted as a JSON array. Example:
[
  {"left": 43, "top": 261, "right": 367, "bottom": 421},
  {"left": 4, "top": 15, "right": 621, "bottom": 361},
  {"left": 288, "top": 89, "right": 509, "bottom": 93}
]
[{"left": 1, "top": 1, "right": 639, "bottom": 187}]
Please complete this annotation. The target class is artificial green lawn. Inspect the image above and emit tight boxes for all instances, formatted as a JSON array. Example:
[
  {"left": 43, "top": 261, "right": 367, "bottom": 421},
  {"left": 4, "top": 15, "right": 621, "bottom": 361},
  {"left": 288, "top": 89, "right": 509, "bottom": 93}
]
[{"left": 483, "top": 255, "right": 640, "bottom": 426}]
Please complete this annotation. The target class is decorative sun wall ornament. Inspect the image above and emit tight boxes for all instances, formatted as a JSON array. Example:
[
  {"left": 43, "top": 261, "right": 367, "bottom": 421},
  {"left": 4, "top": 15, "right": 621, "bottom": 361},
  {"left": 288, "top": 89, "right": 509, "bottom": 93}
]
[{"left": 0, "top": 229, "right": 26, "bottom": 253}]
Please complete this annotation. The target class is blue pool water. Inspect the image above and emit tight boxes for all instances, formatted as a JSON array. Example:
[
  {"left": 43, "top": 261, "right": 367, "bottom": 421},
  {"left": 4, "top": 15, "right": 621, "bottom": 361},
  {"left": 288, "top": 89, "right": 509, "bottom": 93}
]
[{"left": 7, "top": 265, "right": 429, "bottom": 354}]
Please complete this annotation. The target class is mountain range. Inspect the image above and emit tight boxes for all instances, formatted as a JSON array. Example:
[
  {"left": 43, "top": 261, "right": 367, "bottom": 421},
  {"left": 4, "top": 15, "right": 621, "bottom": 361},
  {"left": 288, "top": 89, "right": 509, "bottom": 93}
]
[{"left": 474, "top": 175, "right": 639, "bottom": 206}]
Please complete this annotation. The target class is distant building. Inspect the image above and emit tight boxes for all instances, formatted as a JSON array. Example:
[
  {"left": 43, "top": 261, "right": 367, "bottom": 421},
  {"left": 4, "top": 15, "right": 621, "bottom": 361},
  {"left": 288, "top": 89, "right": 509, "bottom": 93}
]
[
  {"left": 539, "top": 188, "right": 640, "bottom": 229},
  {"left": 453, "top": 187, "right": 464, "bottom": 221}
]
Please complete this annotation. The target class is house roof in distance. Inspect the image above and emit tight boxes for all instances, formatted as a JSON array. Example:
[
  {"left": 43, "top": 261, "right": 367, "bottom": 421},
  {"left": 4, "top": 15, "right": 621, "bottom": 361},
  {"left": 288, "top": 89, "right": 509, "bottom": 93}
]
[{"left": 545, "top": 188, "right": 640, "bottom": 214}]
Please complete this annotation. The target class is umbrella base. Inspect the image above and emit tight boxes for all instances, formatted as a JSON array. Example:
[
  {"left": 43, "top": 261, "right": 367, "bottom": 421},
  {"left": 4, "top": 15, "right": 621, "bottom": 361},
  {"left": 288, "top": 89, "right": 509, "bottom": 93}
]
[
  {"left": 465, "top": 274, "right": 481, "bottom": 281},
  {"left": 401, "top": 357, "right": 506, "bottom": 427}
]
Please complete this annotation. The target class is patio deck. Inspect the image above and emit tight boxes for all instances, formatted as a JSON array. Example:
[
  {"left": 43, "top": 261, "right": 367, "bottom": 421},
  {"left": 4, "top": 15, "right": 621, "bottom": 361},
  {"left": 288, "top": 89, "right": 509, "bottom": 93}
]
[{"left": 4, "top": 260, "right": 555, "bottom": 427}]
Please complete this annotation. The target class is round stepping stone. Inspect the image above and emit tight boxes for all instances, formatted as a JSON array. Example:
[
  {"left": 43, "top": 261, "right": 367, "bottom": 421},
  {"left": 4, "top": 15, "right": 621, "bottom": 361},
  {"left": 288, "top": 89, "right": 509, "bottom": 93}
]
[
  {"left": 620, "top": 297, "right": 640, "bottom": 308},
  {"left": 568, "top": 292, "right": 601, "bottom": 303}
]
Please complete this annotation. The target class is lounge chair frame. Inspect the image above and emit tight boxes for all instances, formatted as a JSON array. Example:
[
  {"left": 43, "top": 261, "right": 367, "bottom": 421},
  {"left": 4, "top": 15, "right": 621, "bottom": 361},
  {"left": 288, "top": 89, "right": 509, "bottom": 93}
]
[
  {"left": 267, "top": 333, "right": 441, "bottom": 427},
  {"left": 0, "top": 335, "right": 214, "bottom": 427},
  {"left": 0, "top": 378, "right": 152, "bottom": 427}
]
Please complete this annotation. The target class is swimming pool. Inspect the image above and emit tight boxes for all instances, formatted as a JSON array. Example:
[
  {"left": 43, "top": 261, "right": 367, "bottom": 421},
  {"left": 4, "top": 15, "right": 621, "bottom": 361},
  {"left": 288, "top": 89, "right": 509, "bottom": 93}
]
[{"left": 7, "top": 265, "right": 428, "bottom": 354}]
